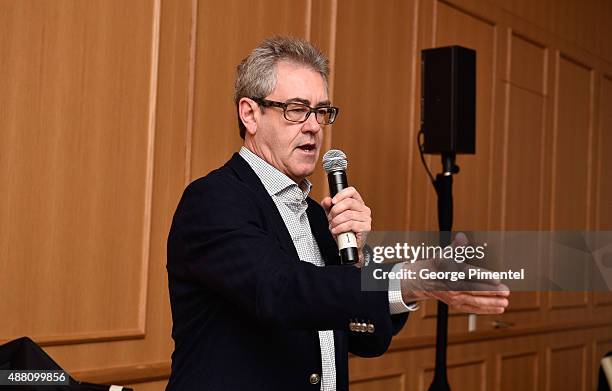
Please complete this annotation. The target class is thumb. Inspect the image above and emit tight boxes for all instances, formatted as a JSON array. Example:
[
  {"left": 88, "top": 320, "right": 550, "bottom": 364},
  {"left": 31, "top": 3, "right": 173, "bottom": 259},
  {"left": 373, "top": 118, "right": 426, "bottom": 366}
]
[
  {"left": 452, "top": 232, "right": 469, "bottom": 247},
  {"left": 320, "top": 197, "right": 333, "bottom": 215}
]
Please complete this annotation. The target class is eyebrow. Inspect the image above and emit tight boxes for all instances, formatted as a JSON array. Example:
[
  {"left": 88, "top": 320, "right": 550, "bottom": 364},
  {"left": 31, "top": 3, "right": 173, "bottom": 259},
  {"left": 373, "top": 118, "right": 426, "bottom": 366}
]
[{"left": 286, "top": 97, "right": 332, "bottom": 107}]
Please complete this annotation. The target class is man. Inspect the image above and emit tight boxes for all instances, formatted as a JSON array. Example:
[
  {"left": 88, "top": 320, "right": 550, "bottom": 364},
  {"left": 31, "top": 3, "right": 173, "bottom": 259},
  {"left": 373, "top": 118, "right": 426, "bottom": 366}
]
[{"left": 166, "top": 36, "right": 508, "bottom": 390}]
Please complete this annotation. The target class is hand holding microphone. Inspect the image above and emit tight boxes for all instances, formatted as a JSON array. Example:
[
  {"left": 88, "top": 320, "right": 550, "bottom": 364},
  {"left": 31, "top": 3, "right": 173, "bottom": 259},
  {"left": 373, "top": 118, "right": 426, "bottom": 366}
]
[{"left": 321, "top": 150, "right": 371, "bottom": 265}]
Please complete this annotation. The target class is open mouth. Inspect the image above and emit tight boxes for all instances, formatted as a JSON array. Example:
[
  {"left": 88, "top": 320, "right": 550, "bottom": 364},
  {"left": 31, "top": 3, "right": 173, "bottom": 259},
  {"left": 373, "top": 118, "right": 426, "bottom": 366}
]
[{"left": 297, "top": 143, "right": 316, "bottom": 152}]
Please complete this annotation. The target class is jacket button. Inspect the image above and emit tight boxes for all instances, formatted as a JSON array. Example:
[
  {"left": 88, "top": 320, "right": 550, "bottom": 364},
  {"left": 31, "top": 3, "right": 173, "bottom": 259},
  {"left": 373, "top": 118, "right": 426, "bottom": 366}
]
[
  {"left": 309, "top": 373, "right": 320, "bottom": 384},
  {"left": 367, "top": 323, "right": 375, "bottom": 333}
]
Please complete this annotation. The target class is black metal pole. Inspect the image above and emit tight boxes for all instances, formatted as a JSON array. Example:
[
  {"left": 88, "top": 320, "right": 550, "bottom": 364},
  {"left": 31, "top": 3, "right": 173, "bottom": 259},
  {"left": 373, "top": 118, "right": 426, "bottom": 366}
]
[{"left": 428, "top": 153, "right": 457, "bottom": 391}]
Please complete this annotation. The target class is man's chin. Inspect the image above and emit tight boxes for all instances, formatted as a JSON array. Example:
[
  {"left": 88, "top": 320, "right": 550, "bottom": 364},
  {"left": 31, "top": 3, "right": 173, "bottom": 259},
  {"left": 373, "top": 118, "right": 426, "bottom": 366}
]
[{"left": 290, "top": 165, "right": 316, "bottom": 183}]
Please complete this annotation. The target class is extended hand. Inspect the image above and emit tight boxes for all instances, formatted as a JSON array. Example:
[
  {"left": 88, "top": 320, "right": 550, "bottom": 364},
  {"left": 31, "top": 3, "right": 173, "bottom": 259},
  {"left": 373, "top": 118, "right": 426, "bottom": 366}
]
[{"left": 400, "top": 233, "right": 510, "bottom": 314}]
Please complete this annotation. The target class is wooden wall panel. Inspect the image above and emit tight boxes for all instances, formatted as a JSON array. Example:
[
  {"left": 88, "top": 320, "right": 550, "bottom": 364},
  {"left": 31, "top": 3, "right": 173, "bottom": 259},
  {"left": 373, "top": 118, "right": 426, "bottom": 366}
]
[
  {"left": 547, "top": 344, "right": 587, "bottom": 391},
  {"left": 592, "top": 74, "right": 612, "bottom": 310},
  {"left": 133, "top": 0, "right": 192, "bottom": 372},
  {"left": 548, "top": 291, "right": 589, "bottom": 310},
  {"left": 0, "top": 0, "right": 191, "bottom": 382},
  {"left": 597, "top": 75, "right": 612, "bottom": 230},
  {"left": 588, "top": 73, "right": 612, "bottom": 310},
  {"left": 332, "top": 0, "right": 418, "bottom": 230},
  {"left": 509, "top": 34, "right": 546, "bottom": 94},
  {"left": 551, "top": 54, "right": 593, "bottom": 230},
  {"left": 0, "top": 0, "right": 158, "bottom": 342},
  {"left": 495, "top": 32, "right": 548, "bottom": 320},
  {"left": 504, "top": 34, "right": 546, "bottom": 230},
  {"left": 504, "top": 87, "right": 545, "bottom": 228},
  {"left": 189, "top": 0, "right": 311, "bottom": 180},
  {"left": 498, "top": 352, "right": 538, "bottom": 391},
  {"left": 595, "top": 339, "right": 612, "bottom": 388},
  {"left": 548, "top": 54, "right": 593, "bottom": 310},
  {"left": 490, "top": 0, "right": 612, "bottom": 61},
  {"left": 350, "top": 323, "right": 612, "bottom": 391}
]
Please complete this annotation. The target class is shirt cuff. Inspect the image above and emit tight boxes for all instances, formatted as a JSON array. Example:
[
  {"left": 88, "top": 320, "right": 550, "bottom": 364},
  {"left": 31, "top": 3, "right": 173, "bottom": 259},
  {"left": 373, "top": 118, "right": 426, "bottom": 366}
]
[{"left": 388, "top": 262, "right": 420, "bottom": 314}]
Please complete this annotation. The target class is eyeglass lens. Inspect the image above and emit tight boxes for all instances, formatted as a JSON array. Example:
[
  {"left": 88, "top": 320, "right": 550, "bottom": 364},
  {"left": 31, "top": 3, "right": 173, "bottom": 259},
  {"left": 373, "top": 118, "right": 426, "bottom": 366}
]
[{"left": 285, "top": 103, "right": 336, "bottom": 124}]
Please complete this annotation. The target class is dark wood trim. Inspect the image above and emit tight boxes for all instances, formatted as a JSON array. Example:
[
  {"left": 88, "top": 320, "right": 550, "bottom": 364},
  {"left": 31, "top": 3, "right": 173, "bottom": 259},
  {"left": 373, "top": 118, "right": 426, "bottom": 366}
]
[
  {"left": 0, "top": 329, "right": 145, "bottom": 347},
  {"left": 387, "top": 319, "right": 612, "bottom": 352},
  {"left": 71, "top": 361, "right": 171, "bottom": 385}
]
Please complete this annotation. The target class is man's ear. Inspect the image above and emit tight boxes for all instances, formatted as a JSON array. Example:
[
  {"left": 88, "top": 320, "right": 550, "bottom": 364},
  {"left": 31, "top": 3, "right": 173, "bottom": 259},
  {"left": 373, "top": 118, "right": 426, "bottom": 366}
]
[{"left": 239, "top": 98, "right": 259, "bottom": 136}]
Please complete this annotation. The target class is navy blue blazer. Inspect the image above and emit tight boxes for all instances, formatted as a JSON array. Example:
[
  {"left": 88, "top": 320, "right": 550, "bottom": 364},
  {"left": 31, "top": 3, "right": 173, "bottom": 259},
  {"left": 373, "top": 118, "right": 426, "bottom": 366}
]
[{"left": 166, "top": 153, "right": 408, "bottom": 390}]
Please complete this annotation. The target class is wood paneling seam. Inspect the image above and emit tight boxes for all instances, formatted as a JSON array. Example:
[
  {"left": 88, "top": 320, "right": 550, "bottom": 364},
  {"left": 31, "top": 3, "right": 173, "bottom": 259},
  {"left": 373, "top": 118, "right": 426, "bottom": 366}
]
[
  {"left": 184, "top": 0, "right": 198, "bottom": 185},
  {"left": 71, "top": 361, "right": 170, "bottom": 385},
  {"left": 500, "top": 28, "right": 511, "bottom": 229},
  {"left": 585, "top": 69, "right": 595, "bottom": 230},
  {"left": 138, "top": 0, "right": 162, "bottom": 333},
  {"left": 495, "top": 351, "right": 539, "bottom": 391},
  {"left": 505, "top": 80, "right": 547, "bottom": 97},
  {"left": 486, "top": 23, "right": 499, "bottom": 230},
  {"left": 349, "top": 371, "right": 406, "bottom": 384},
  {"left": 595, "top": 75, "right": 612, "bottom": 229},
  {"left": 403, "top": 0, "right": 421, "bottom": 230},
  {"left": 549, "top": 51, "right": 559, "bottom": 229},
  {"left": 439, "top": 0, "right": 496, "bottom": 26},
  {"left": 304, "top": 0, "right": 312, "bottom": 41},
  {"left": 538, "top": 46, "right": 550, "bottom": 230},
  {"left": 323, "top": 0, "right": 338, "bottom": 167},
  {"left": 0, "top": 329, "right": 146, "bottom": 347}
]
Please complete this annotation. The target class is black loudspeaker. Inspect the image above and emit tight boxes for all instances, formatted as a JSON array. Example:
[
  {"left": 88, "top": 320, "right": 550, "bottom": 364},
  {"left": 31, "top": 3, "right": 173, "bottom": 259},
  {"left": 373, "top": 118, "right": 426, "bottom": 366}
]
[{"left": 421, "top": 46, "right": 476, "bottom": 154}]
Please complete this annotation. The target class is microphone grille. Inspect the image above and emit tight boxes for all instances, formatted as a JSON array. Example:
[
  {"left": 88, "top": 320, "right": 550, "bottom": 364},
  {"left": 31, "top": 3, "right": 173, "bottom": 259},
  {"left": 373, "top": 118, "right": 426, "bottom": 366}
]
[{"left": 322, "top": 149, "right": 348, "bottom": 173}]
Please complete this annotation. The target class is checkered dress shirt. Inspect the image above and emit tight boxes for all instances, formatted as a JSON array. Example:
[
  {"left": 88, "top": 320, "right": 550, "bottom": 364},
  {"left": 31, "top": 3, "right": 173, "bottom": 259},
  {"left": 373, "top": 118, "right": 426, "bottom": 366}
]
[{"left": 239, "top": 147, "right": 416, "bottom": 390}]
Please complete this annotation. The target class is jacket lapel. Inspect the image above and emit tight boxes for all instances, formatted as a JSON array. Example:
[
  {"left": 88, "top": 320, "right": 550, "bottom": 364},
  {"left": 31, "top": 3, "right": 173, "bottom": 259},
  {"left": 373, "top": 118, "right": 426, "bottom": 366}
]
[
  {"left": 307, "top": 198, "right": 341, "bottom": 266},
  {"left": 226, "top": 153, "right": 300, "bottom": 262}
]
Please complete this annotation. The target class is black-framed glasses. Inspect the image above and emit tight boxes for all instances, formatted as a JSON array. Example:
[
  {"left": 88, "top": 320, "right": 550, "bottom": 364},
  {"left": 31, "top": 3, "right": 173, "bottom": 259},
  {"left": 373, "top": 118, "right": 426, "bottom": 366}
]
[{"left": 251, "top": 98, "right": 339, "bottom": 125}]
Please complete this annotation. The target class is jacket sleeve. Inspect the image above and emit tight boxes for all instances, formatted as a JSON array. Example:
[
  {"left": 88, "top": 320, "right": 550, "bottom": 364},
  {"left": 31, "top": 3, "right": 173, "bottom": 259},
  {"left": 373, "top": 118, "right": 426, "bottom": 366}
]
[
  {"left": 167, "top": 175, "right": 395, "bottom": 344},
  {"left": 348, "top": 312, "right": 408, "bottom": 357}
]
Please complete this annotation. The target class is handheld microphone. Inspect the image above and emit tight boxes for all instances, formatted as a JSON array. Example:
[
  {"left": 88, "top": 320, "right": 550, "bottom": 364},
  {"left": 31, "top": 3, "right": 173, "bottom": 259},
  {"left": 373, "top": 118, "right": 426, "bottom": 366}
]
[{"left": 322, "top": 149, "right": 359, "bottom": 265}]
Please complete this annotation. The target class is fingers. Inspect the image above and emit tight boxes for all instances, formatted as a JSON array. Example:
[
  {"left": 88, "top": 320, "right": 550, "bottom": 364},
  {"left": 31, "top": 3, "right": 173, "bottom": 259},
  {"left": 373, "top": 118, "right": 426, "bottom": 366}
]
[
  {"left": 328, "top": 198, "right": 369, "bottom": 219},
  {"left": 325, "top": 187, "right": 371, "bottom": 236},
  {"left": 428, "top": 290, "right": 510, "bottom": 314},
  {"left": 471, "top": 282, "right": 510, "bottom": 297},
  {"left": 332, "top": 187, "right": 363, "bottom": 204},
  {"left": 449, "top": 302, "right": 507, "bottom": 315},
  {"left": 321, "top": 188, "right": 366, "bottom": 219},
  {"left": 466, "top": 289, "right": 511, "bottom": 297},
  {"left": 445, "top": 278, "right": 508, "bottom": 293},
  {"left": 331, "top": 220, "right": 371, "bottom": 236},
  {"left": 329, "top": 206, "right": 371, "bottom": 226},
  {"left": 329, "top": 207, "right": 371, "bottom": 235}
]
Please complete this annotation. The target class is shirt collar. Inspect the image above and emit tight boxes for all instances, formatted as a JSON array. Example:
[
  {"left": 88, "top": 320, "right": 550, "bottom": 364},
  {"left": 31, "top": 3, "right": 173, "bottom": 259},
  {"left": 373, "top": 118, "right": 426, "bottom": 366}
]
[{"left": 239, "top": 146, "right": 312, "bottom": 199}]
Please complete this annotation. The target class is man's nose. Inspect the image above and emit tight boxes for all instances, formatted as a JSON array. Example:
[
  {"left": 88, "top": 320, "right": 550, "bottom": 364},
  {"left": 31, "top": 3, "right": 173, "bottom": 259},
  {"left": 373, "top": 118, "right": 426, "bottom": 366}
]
[{"left": 302, "top": 112, "right": 321, "bottom": 133}]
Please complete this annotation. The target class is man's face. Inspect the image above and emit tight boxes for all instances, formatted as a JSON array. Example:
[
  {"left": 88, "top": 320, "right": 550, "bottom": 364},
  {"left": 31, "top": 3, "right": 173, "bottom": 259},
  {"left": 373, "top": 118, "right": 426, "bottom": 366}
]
[{"left": 247, "top": 61, "right": 329, "bottom": 183}]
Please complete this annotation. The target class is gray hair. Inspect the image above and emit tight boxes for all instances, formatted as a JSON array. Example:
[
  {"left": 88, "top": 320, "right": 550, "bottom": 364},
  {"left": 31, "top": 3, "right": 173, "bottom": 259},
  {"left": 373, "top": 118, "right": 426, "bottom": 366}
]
[{"left": 234, "top": 36, "right": 330, "bottom": 139}]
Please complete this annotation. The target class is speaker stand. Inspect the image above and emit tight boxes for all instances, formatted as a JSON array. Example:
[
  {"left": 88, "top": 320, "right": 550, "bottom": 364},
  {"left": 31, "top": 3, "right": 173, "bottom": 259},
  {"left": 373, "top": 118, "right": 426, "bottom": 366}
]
[{"left": 427, "top": 153, "right": 459, "bottom": 391}]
